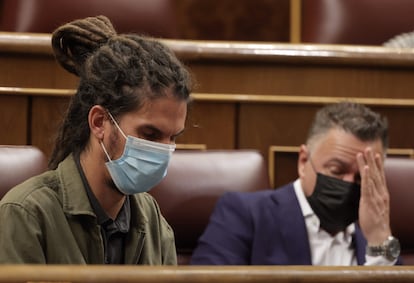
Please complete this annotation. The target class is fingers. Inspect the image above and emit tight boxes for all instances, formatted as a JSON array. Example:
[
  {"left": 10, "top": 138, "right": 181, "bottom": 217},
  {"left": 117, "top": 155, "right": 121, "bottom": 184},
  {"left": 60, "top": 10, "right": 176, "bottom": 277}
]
[
  {"left": 358, "top": 147, "right": 387, "bottom": 195},
  {"left": 375, "top": 153, "right": 387, "bottom": 192},
  {"left": 358, "top": 147, "right": 391, "bottom": 216},
  {"left": 369, "top": 148, "right": 388, "bottom": 199},
  {"left": 357, "top": 146, "right": 391, "bottom": 243},
  {"left": 366, "top": 148, "right": 382, "bottom": 194},
  {"left": 357, "top": 152, "right": 369, "bottom": 197}
]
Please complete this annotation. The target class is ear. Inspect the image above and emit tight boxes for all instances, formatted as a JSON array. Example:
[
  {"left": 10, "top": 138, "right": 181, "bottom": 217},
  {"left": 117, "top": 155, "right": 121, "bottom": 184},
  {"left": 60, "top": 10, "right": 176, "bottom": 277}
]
[
  {"left": 298, "top": 144, "right": 309, "bottom": 178},
  {"left": 88, "top": 105, "right": 107, "bottom": 140}
]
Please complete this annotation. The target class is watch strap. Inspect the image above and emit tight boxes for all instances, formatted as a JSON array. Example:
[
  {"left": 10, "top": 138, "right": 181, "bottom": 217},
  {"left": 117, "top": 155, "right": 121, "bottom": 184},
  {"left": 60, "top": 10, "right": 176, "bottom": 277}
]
[{"left": 366, "top": 236, "right": 400, "bottom": 261}]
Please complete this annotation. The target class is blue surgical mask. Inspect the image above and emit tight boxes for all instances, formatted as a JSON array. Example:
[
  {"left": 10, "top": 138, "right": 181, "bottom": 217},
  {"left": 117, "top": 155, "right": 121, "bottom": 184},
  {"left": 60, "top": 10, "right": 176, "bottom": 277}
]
[{"left": 101, "top": 112, "right": 175, "bottom": 195}]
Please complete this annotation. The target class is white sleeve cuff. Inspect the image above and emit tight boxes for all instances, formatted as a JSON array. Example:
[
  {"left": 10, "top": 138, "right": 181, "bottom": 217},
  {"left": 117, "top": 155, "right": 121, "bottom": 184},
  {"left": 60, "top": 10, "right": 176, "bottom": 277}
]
[{"left": 364, "top": 254, "right": 397, "bottom": 266}]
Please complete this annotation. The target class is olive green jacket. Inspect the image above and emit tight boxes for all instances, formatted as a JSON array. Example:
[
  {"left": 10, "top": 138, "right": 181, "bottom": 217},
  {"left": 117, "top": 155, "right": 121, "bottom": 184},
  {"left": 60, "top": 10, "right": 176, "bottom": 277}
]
[{"left": 0, "top": 154, "right": 177, "bottom": 264}]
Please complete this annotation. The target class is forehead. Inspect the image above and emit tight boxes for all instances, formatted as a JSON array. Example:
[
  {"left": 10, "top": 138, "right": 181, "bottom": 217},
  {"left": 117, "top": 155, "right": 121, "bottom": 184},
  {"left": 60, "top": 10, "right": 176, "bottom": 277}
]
[
  {"left": 310, "top": 128, "right": 385, "bottom": 162},
  {"left": 119, "top": 96, "right": 187, "bottom": 132}
]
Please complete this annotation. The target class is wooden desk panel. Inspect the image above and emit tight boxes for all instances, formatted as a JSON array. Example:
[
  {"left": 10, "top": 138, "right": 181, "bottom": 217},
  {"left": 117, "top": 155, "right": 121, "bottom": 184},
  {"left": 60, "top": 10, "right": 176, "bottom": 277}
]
[
  {"left": 0, "top": 54, "right": 78, "bottom": 88},
  {"left": 0, "top": 95, "right": 28, "bottom": 145},
  {"left": 31, "top": 96, "right": 71, "bottom": 157},
  {"left": 2, "top": 33, "right": 414, "bottom": 99},
  {"left": 239, "top": 102, "right": 414, "bottom": 155},
  {"left": 186, "top": 62, "right": 414, "bottom": 98},
  {"left": 239, "top": 103, "right": 315, "bottom": 150},
  {"left": 2, "top": 33, "right": 414, "bottom": 163},
  {"left": 3, "top": 87, "right": 414, "bottom": 167},
  {"left": 182, "top": 101, "right": 236, "bottom": 149}
]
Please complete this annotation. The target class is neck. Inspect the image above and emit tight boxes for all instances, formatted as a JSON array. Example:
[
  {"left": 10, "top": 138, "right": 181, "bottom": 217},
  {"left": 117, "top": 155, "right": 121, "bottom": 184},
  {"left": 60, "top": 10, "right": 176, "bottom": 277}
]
[{"left": 80, "top": 149, "right": 125, "bottom": 220}]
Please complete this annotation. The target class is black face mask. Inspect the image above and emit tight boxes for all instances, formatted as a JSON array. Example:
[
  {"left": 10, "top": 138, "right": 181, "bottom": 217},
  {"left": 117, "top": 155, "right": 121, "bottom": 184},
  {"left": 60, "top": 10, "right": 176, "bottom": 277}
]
[{"left": 306, "top": 173, "right": 361, "bottom": 235}]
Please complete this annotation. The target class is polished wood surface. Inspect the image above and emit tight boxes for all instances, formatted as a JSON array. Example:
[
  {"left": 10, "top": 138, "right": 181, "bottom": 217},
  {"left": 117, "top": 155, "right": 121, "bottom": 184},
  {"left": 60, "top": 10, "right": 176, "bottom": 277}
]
[
  {"left": 0, "top": 265, "right": 413, "bottom": 283},
  {"left": 1, "top": 33, "right": 414, "bottom": 171}
]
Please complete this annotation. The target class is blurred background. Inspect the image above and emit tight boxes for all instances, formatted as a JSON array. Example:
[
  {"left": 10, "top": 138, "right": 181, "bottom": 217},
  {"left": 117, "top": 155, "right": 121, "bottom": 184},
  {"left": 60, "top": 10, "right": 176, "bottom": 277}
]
[{"left": 1, "top": 0, "right": 414, "bottom": 46}]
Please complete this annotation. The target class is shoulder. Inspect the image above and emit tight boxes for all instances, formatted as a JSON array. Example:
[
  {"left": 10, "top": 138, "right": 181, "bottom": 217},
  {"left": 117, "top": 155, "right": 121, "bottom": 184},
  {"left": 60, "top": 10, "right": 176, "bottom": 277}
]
[
  {"left": 218, "top": 183, "right": 295, "bottom": 208},
  {"left": 0, "top": 170, "right": 63, "bottom": 223},
  {"left": 131, "top": 192, "right": 160, "bottom": 214},
  {"left": 1, "top": 170, "right": 60, "bottom": 208},
  {"left": 210, "top": 184, "right": 286, "bottom": 216},
  {"left": 131, "top": 192, "right": 172, "bottom": 229},
  {"left": 211, "top": 183, "right": 297, "bottom": 223},
  {"left": 0, "top": 154, "right": 81, "bottom": 209},
  {"left": 130, "top": 192, "right": 175, "bottom": 244}
]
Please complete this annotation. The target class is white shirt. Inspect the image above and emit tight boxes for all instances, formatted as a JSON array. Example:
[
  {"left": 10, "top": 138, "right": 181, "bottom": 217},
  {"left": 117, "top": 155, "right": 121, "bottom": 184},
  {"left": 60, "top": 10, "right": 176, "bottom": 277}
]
[{"left": 293, "top": 179, "right": 395, "bottom": 266}]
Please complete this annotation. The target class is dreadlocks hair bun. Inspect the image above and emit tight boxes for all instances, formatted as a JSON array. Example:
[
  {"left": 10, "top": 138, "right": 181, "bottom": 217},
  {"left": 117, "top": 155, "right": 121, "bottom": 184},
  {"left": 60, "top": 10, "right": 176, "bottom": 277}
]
[{"left": 51, "top": 15, "right": 117, "bottom": 76}]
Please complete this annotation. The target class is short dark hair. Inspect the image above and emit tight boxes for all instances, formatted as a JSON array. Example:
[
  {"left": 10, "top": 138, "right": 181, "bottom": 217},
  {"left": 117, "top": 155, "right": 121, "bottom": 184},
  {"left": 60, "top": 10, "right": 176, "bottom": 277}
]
[{"left": 306, "top": 101, "right": 388, "bottom": 150}]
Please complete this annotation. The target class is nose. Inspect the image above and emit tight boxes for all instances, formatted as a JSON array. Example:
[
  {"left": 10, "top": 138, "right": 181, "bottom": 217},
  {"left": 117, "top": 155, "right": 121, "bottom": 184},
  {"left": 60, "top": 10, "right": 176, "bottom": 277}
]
[
  {"left": 342, "top": 173, "right": 360, "bottom": 183},
  {"left": 342, "top": 173, "right": 357, "bottom": 183},
  {"left": 159, "top": 137, "right": 174, "bottom": 145}
]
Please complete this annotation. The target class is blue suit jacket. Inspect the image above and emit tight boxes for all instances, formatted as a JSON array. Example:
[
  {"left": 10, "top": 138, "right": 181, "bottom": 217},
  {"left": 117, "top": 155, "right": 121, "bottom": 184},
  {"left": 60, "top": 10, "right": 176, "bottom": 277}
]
[{"left": 191, "top": 183, "right": 368, "bottom": 265}]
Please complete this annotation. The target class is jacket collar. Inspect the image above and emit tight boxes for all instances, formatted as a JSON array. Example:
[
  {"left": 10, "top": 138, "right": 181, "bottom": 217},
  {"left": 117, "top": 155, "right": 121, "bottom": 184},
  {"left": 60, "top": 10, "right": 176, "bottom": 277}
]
[
  {"left": 57, "top": 154, "right": 149, "bottom": 228},
  {"left": 57, "top": 154, "right": 95, "bottom": 217}
]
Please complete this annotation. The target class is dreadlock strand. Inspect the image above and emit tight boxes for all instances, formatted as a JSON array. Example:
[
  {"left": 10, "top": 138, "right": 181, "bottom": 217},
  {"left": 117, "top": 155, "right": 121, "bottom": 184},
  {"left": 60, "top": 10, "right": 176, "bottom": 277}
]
[{"left": 51, "top": 15, "right": 117, "bottom": 75}]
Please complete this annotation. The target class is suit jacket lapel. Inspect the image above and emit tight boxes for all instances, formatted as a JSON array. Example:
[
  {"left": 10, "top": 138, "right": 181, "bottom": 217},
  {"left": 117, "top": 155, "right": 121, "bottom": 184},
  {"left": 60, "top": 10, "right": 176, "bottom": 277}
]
[
  {"left": 354, "top": 224, "right": 367, "bottom": 265},
  {"left": 269, "top": 184, "right": 312, "bottom": 265}
]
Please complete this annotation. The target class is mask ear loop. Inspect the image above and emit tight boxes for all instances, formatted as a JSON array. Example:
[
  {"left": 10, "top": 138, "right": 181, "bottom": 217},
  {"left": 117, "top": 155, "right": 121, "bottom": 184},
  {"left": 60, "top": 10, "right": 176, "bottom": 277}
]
[
  {"left": 307, "top": 149, "right": 318, "bottom": 174},
  {"left": 106, "top": 111, "right": 127, "bottom": 140},
  {"left": 100, "top": 111, "right": 127, "bottom": 162},
  {"left": 100, "top": 141, "right": 112, "bottom": 162}
]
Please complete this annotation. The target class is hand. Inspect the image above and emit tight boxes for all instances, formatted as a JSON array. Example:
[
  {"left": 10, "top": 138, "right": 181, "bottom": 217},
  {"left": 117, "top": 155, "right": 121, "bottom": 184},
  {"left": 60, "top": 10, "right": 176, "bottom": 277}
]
[{"left": 356, "top": 147, "right": 391, "bottom": 245}]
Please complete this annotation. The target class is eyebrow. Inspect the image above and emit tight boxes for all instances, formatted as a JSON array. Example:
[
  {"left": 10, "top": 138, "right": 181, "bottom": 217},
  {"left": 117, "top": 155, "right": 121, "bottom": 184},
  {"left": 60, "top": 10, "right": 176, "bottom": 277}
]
[{"left": 140, "top": 125, "right": 185, "bottom": 138}]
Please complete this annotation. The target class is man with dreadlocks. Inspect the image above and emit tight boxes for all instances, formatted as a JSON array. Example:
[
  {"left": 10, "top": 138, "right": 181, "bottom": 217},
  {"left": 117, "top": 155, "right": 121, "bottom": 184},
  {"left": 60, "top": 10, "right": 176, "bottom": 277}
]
[{"left": 0, "top": 16, "right": 192, "bottom": 264}]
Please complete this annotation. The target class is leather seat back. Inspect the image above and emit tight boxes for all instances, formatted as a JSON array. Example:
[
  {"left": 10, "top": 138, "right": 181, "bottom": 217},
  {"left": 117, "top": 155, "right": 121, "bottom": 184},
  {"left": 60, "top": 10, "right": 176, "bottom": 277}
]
[
  {"left": 301, "top": 0, "right": 414, "bottom": 45},
  {"left": 0, "top": 0, "right": 178, "bottom": 38},
  {"left": 150, "top": 150, "right": 271, "bottom": 264},
  {"left": 384, "top": 157, "right": 414, "bottom": 264},
  {"left": 0, "top": 145, "right": 47, "bottom": 200}
]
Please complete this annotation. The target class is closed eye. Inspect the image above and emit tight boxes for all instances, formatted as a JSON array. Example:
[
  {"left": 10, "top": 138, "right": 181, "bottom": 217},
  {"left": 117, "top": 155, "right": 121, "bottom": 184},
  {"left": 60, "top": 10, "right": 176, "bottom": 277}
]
[
  {"left": 138, "top": 126, "right": 184, "bottom": 144},
  {"left": 138, "top": 126, "right": 163, "bottom": 142}
]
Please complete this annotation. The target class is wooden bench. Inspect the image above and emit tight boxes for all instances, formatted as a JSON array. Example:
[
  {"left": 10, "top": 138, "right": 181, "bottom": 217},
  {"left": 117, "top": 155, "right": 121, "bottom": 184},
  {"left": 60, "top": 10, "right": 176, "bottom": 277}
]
[{"left": 0, "top": 265, "right": 413, "bottom": 283}]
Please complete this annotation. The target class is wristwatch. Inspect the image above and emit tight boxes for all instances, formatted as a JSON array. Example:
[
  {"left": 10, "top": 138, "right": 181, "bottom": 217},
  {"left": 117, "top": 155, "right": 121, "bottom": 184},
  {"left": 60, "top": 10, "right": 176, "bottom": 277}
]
[{"left": 366, "top": 236, "right": 401, "bottom": 261}]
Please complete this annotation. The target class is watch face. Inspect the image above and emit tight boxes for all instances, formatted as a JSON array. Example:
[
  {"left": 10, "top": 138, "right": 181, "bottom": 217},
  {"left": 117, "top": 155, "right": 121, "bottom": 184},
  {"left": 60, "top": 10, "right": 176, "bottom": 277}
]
[{"left": 387, "top": 237, "right": 401, "bottom": 259}]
